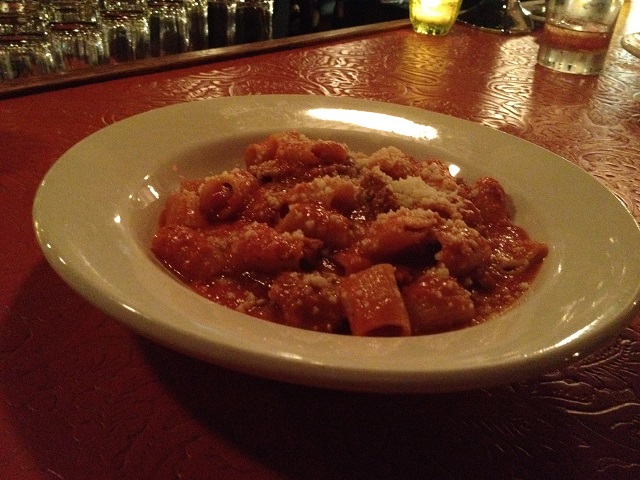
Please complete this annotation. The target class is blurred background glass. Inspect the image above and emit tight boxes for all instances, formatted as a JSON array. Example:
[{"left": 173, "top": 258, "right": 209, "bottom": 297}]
[
  {"left": 147, "top": 0, "right": 188, "bottom": 55},
  {"left": 100, "top": 0, "right": 150, "bottom": 62},
  {"left": 409, "top": 0, "right": 463, "bottom": 35},
  {"left": 206, "top": 0, "right": 233, "bottom": 46},
  {"left": 186, "top": 0, "right": 206, "bottom": 49},
  {"left": 47, "top": 0, "right": 106, "bottom": 70},
  {"left": 233, "top": 0, "right": 273, "bottom": 43},
  {"left": 0, "top": 0, "right": 61, "bottom": 80}
]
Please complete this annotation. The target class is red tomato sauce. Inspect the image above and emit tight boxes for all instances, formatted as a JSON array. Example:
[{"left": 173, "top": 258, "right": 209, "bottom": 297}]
[{"left": 152, "top": 132, "right": 548, "bottom": 336}]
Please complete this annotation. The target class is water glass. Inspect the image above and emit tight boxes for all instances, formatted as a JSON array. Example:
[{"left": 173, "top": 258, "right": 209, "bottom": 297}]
[
  {"left": 0, "top": 1, "right": 61, "bottom": 80},
  {"left": 537, "top": 0, "right": 625, "bottom": 75},
  {"left": 185, "top": 0, "right": 206, "bottom": 50},
  {"left": 0, "top": 33, "right": 60, "bottom": 79},
  {"left": 233, "top": 0, "right": 272, "bottom": 44},
  {"left": 207, "top": 0, "right": 234, "bottom": 47},
  {"left": 147, "top": 0, "right": 188, "bottom": 55},
  {"left": 48, "top": 0, "right": 106, "bottom": 70},
  {"left": 100, "top": 0, "right": 150, "bottom": 62},
  {"left": 409, "top": 0, "right": 463, "bottom": 35}
]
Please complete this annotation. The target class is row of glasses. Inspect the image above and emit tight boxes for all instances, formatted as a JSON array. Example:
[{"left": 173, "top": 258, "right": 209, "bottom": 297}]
[
  {"left": 1, "top": 0, "right": 273, "bottom": 82},
  {"left": 0, "top": 0, "right": 117, "bottom": 80},
  {"left": 101, "top": 0, "right": 150, "bottom": 62},
  {"left": 48, "top": 0, "right": 106, "bottom": 70},
  {"left": 0, "top": 0, "right": 60, "bottom": 80}
]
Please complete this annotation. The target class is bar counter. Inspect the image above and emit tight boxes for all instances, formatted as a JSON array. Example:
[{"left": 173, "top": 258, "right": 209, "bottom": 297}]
[{"left": 1, "top": 3, "right": 640, "bottom": 479}]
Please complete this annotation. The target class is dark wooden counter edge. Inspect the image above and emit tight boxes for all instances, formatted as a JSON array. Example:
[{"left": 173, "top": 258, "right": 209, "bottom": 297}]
[{"left": 0, "top": 19, "right": 411, "bottom": 99}]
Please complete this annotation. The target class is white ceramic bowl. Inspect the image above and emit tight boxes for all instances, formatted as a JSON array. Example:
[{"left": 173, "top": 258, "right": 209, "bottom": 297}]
[{"left": 33, "top": 95, "right": 640, "bottom": 393}]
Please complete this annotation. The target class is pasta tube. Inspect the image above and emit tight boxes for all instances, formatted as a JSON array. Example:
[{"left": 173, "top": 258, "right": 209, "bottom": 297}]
[{"left": 339, "top": 264, "right": 411, "bottom": 337}]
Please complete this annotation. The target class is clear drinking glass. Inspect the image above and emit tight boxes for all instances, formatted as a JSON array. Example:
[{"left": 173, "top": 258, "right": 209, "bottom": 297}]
[
  {"left": 537, "top": 0, "right": 624, "bottom": 75},
  {"left": 232, "top": 0, "right": 272, "bottom": 44},
  {"left": 207, "top": 0, "right": 234, "bottom": 47},
  {"left": 147, "top": 0, "right": 188, "bottom": 55},
  {"left": 409, "top": 0, "right": 464, "bottom": 35},
  {"left": 0, "top": 0, "right": 61, "bottom": 80},
  {"left": 47, "top": 0, "right": 106, "bottom": 70},
  {"left": 100, "top": 0, "right": 150, "bottom": 62},
  {"left": 185, "top": 0, "right": 206, "bottom": 50}
]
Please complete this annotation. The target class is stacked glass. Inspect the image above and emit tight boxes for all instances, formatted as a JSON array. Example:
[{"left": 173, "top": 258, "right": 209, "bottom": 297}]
[
  {"left": 0, "top": 0, "right": 61, "bottom": 80},
  {"left": 206, "top": 0, "right": 233, "bottom": 47},
  {"left": 233, "top": 0, "right": 272, "bottom": 44},
  {"left": 47, "top": 0, "right": 106, "bottom": 70},
  {"left": 100, "top": 0, "right": 150, "bottom": 62},
  {"left": 0, "top": 0, "right": 274, "bottom": 82}
]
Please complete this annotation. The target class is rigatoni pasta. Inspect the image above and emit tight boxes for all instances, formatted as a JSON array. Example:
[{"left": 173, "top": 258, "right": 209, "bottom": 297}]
[{"left": 152, "top": 131, "right": 548, "bottom": 336}]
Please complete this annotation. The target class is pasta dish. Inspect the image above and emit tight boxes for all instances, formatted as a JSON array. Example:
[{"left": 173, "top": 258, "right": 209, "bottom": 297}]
[{"left": 152, "top": 132, "right": 548, "bottom": 336}]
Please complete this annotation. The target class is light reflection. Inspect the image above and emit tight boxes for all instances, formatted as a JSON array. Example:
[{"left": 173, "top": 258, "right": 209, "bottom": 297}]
[
  {"left": 147, "top": 185, "right": 159, "bottom": 199},
  {"left": 559, "top": 298, "right": 583, "bottom": 323},
  {"left": 448, "top": 163, "right": 461, "bottom": 177},
  {"left": 276, "top": 351, "right": 304, "bottom": 361},
  {"left": 121, "top": 303, "right": 139, "bottom": 314},
  {"left": 553, "top": 323, "right": 593, "bottom": 348},
  {"left": 307, "top": 108, "right": 439, "bottom": 140},
  {"left": 114, "top": 214, "right": 121, "bottom": 224},
  {"left": 136, "top": 184, "right": 160, "bottom": 206}
]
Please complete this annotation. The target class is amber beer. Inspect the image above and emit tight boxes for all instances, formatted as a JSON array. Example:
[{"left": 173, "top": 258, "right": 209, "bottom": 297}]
[
  {"left": 542, "top": 21, "right": 611, "bottom": 52},
  {"left": 409, "top": 0, "right": 463, "bottom": 36}
]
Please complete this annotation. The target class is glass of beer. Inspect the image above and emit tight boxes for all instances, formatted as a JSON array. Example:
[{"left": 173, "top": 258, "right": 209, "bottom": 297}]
[
  {"left": 409, "top": 0, "right": 464, "bottom": 35},
  {"left": 537, "top": 0, "right": 624, "bottom": 75}
]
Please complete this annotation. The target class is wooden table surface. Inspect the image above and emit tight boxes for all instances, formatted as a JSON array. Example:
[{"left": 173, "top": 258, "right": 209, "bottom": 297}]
[{"left": 1, "top": 3, "right": 640, "bottom": 479}]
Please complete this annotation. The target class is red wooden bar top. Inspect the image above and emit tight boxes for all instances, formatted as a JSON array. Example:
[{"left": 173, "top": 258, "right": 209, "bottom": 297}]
[{"left": 2, "top": 3, "right": 640, "bottom": 478}]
